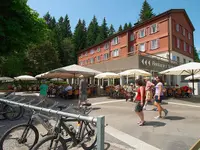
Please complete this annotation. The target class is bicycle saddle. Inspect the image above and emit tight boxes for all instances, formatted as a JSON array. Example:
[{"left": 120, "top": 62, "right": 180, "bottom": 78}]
[
  {"left": 82, "top": 103, "right": 91, "bottom": 107},
  {"left": 56, "top": 105, "right": 67, "bottom": 110}
]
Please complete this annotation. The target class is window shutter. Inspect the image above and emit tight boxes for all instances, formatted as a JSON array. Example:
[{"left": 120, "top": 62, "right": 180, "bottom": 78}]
[
  {"left": 118, "top": 36, "right": 120, "bottom": 44},
  {"left": 157, "top": 39, "right": 160, "bottom": 48},
  {"left": 157, "top": 23, "right": 159, "bottom": 32}
]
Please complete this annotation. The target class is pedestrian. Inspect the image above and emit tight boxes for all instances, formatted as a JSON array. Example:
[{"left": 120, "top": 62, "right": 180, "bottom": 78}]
[
  {"left": 78, "top": 75, "right": 89, "bottom": 108},
  {"left": 143, "top": 77, "right": 154, "bottom": 110},
  {"left": 154, "top": 76, "right": 168, "bottom": 119},
  {"left": 39, "top": 80, "right": 48, "bottom": 106},
  {"left": 126, "top": 83, "right": 135, "bottom": 102},
  {"left": 134, "top": 79, "right": 145, "bottom": 126}
]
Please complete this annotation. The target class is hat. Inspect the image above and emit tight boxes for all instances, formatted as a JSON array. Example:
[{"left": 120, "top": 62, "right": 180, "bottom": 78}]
[
  {"left": 144, "top": 77, "right": 150, "bottom": 80},
  {"left": 79, "top": 75, "right": 84, "bottom": 78},
  {"left": 130, "top": 83, "right": 133, "bottom": 86}
]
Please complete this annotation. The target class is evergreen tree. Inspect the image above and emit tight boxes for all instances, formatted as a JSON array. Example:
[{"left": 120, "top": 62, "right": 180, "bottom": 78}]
[
  {"left": 123, "top": 23, "right": 128, "bottom": 30},
  {"left": 63, "top": 14, "right": 72, "bottom": 38},
  {"left": 118, "top": 25, "right": 123, "bottom": 32},
  {"left": 128, "top": 22, "right": 132, "bottom": 28},
  {"left": 50, "top": 17, "right": 56, "bottom": 29},
  {"left": 73, "top": 19, "right": 87, "bottom": 63},
  {"left": 87, "top": 16, "right": 99, "bottom": 47},
  {"left": 194, "top": 47, "right": 200, "bottom": 62},
  {"left": 43, "top": 12, "right": 52, "bottom": 27},
  {"left": 139, "top": 0, "right": 155, "bottom": 23},
  {"left": 108, "top": 24, "right": 115, "bottom": 37},
  {"left": 95, "top": 17, "right": 108, "bottom": 44}
]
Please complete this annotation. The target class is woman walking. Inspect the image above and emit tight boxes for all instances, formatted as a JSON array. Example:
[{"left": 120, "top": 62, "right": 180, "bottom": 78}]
[
  {"left": 134, "top": 79, "right": 145, "bottom": 126},
  {"left": 154, "top": 76, "right": 168, "bottom": 119}
]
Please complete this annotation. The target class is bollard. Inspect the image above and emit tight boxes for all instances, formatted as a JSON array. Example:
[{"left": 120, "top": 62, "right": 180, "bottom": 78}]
[{"left": 97, "top": 116, "right": 105, "bottom": 150}]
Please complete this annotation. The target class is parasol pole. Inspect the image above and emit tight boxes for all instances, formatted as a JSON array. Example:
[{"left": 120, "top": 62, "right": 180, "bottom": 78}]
[{"left": 192, "top": 70, "right": 194, "bottom": 95}]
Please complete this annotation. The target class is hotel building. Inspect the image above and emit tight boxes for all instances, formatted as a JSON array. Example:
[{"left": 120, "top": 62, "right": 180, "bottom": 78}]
[{"left": 78, "top": 9, "right": 195, "bottom": 85}]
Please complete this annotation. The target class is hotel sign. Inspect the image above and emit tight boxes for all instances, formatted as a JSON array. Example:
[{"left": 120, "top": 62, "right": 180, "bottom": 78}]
[{"left": 139, "top": 55, "right": 177, "bottom": 71}]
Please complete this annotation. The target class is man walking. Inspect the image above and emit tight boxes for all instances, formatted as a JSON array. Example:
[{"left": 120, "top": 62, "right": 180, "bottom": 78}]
[
  {"left": 78, "top": 75, "right": 88, "bottom": 108},
  {"left": 39, "top": 80, "right": 48, "bottom": 106},
  {"left": 143, "top": 77, "right": 154, "bottom": 110}
]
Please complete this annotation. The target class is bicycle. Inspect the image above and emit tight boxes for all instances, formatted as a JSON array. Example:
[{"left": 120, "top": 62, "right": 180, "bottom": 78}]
[
  {"left": 0, "top": 93, "right": 25, "bottom": 120},
  {"left": 0, "top": 99, "right": 58, "bottom": 150},
  {"left": 32, "top": 103, "right": 97, "bottom": 150}
]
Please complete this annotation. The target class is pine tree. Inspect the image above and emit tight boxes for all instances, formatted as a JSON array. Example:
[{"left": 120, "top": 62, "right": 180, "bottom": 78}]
[
  {"left": 123, "top": 23, "right": 128, "bottom": 30},
  {"left": 43, "top": 12, "right": 52, "bottom": 27},
  {"left": 194, "top": 47, "right": 200, "bottom": 62},
  {"left": 95, "top": 17, "right": 108, "bottom": 44},
  {"left": 108, "top": 24, "right": 115, "bottom": 36},
  {"left": 139, "top": 0, "right": 155, "bottom": 23},
  {"left": 62, "top": 14, "right": 72, "bottom": 38},
  {"left": 128, "top": 22, "right": 132, "bottom": 28},
  {"left": 73, "top": 19, "right": 87, "bottom": 63},
  {"left": 118, "top": 25, "right": 123, "bottom": 32},
  {"left": 87, "top": 16, "right": 99, "bottom": 47},
  {"left": 50, "top": 17, "right": 56, "bottom": 29}
]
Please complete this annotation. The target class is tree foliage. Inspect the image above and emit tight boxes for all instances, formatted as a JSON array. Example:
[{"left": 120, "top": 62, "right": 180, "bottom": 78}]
[
  {"left": 139, "top": 0, "right": 155, "bottom": 23},
  {"left": 108, "top": 24, "right": 115, "bottom": 37},
  {"left": 26, "top": 41, "right": 60, "bottom": 75},
  {"left": 87, "top": 16, "right": 99, "bottom": 47},
  {"left": 118, "top": 25, "right": 123, "bottom": 32},
  {"left": 194, "top": 47, "right": 200, "bottom": 62},
  {"left": 95, "top": 17, "right": 108, "bottom": 44}
]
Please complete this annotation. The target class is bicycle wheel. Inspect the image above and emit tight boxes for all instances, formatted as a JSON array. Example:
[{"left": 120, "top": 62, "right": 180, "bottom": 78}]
[
  {"left": 3, "top": 105, "right": 23, "bottom": 120},
  {"left": 0, "top": 124, "right": 39, "bottom": 150},
  {"left": 80, "top": 122, "right": 97, "bottom": 150},
  {"left": 32, "top": 135, "right": 67, "bottom": 150},
  {"left": 0, "top": 102, "right": 6, "bottom": 120}
]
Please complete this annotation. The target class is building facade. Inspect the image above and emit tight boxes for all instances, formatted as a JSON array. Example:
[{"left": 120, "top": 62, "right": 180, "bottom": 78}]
[{"left": 78, "top": 9, "right": 195, "bottom": 85}]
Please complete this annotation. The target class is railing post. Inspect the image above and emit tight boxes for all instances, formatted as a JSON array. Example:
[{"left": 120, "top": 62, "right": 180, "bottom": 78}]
[{"left": 97, "top": 116, "right": 105, "bottom": 150}]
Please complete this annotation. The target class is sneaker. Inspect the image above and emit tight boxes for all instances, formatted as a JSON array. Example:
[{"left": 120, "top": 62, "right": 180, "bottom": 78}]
[
  {"left": 154, "top": 116, "right": 161, "bottom": 119},
  {"left": 163, "top": 109, "right": 168, "bottom": 117}
]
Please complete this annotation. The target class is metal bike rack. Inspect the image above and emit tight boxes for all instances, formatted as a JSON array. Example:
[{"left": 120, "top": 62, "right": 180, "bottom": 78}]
[{"left": 0, "top": 98, "right": 105, "bottom": 150}]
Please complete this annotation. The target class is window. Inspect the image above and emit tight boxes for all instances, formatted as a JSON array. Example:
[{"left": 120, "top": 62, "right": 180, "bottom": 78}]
[
  {"left": 172, "top": 55, "right": 176, "bottom": 61},
  {"left": 177, "top": 56, "right": 180, "bottom": 62},
  {"left": 97, "top": 47, "right": 101, "bottom": 52},
  {"left": 104, "top": 43, "right": 109, "bottom": 50},
  {"left": 130, "top": 34, "right": 134, "bottom": 41},
  {"left": 188, "top": 33, "right": 191, "bottom": 39},
  {"left": 112, "top": 37, "right": 119, "bottom": 45},
  {"left": 183, "top": 58, "right": 186, "bottom": 63},
  {"left": 90, "top": 58, "right": 94, "bottom": 64},
  {"left": 183, "top": 28, "right": 185, "bottom": 36},
  {"left": 176, "top": 24, "right": 179, "bottom": 32},
  {"left": 96, "top": 56, "right": 101, "bottom": 62},
  {"left": 177, "top": 38, "right": 180, "bottom": 49},
  {"left": 139, "top": 29, "right": 145, "bottom": 38},
  {"left": 112, "top": 49, "right": 119, "bottom": 57},
  {"left": 189, "top": 46, "right": 192, "bottom": 53},
  {"left": 151, "top": 24, "right": 157, "bottom": 34},
  {"left": 139, "top": 43, "right": 145, "bottom": 52},
  {"left": 90, "top": 49, "right": 95, "bottom": 54},
  {"left": 184, "top": 42, "right": 187, "bottom": 51},
  {"left": 85, "top": 52, "right": 88, "bottom": 56},
  {"left": 151, "top": 39, "right": 158, "bottom": 50},
  {"left": 130, "top": 46, "right": 134, "bottom": 52},
  {"left": 104, "top": 53, "right": 109, "bottom": 60}
]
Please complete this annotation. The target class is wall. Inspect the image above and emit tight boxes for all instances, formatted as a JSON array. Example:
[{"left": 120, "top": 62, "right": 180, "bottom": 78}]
[{"left": 171, "top": 12, "right": 194, "bottom": 59}]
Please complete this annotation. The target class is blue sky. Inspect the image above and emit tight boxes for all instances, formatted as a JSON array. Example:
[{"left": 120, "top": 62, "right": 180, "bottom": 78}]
[{"left": 28, "top": 0, "right": 200, "bottom": 50}]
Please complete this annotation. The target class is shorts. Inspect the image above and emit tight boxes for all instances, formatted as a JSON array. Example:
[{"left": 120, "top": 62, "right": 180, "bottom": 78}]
[
  {"left": 135, "top": 101, "right": 144, "bottom": 112},
  {"left": 79, "top": 94, "right": 87, "bottom": 101},
  {"left": 154, "top": 95, "right": 164, "bottom": 103},
  {"left": 146, "top": 91, "right": 153, "bottom": 101}
]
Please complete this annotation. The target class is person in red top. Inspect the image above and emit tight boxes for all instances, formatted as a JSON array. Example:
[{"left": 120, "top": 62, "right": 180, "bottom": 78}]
[{"left": 134, "top": 79, "right": 145, "bottom": 126}]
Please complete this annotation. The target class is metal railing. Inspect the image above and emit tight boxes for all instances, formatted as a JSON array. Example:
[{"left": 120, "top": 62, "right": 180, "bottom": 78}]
[{"left": 0, "top": 98, "right": 105, "bottom": 150}]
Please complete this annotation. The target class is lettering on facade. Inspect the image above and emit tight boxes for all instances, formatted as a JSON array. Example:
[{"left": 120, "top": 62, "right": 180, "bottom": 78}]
[{"left": 139, "top": 56, "right": 176, "bottom": 71}]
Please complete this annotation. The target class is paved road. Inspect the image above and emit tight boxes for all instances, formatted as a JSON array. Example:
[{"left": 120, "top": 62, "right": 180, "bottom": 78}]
[{"left": 0, "top": 93, "right": 200, "bottom": 150}]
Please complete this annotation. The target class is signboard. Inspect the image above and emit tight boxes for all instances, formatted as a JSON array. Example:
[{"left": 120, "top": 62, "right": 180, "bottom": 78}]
[{"left": 139, "top": 55, "right": 177, "bottom": 72}]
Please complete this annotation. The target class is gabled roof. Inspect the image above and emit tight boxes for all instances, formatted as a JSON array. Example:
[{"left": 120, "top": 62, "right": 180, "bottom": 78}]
[{"left": 78, "top": 9, "right": 195, "bottom": 54}]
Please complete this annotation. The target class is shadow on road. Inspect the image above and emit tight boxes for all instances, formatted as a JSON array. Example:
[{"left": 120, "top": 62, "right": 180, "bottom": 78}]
[
  {"left": 164, "top": 116, "right": 185, "bottom": 120},
  {"left": 145, "top": 121, "right": 166, "bottom": 127},
  {"left": 92, "top": 107, "right": 101, "bottom": 111}
]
